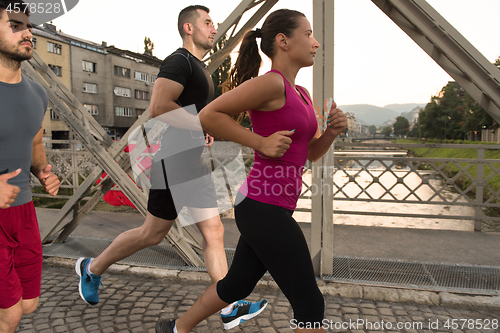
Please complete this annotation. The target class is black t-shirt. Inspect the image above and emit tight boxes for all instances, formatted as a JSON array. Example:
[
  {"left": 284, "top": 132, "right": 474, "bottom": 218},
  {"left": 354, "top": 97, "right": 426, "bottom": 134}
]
[
  {"left": 153, "top": 48, "right": 214, "bottom": 182},
  {"left": 158, "top": 47, "right": 214, "bottom": 113}
]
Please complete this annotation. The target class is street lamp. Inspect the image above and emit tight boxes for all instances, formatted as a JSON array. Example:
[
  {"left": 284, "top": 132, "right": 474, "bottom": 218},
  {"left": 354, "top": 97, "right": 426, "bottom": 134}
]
[{"left": 444, "top": 116, "right": 451, "bottom": 139}]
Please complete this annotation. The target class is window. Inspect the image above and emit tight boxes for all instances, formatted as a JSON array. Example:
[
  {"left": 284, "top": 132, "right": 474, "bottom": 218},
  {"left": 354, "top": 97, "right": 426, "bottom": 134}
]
[
  {"left": 136, "top": 108, "right": 146, "bottom": 118},
  {"left": 134, "top": 71, "right": 148, "bottom": 82},
  {"left": 151, "top": 75, "right": 157, "bottom": 84},
  {"left": 114, "top": 87, "right": 131, "bottom": 97},
  {"left": 48, "top": 64, "right": 62, "bottom": 76},
  {"left": 32, "top": 37, "right": 36, "bottom": 49},
  {"left": 115, "top": 107, "right": 132, "bottom": 117},
  {"left": 135, "top": 90, "right": 150, "bottom": 100},
  {"left": 83, "top": 82, "right": 97, "bottom": 94},
  {"left": 82, "top": 60, "right": 96, "bottom": 73},
  {"left": 114, "top": 66, "right": 130, "bottom": 78},
  {"left": 47, "top": 41, "right": 62, "bottom": 54},
  {"left": 49, "top": 108, "right": 59, "bottom": 120},
  {"left": 84, "top": 104, "right": 98, "bottom": 115}
]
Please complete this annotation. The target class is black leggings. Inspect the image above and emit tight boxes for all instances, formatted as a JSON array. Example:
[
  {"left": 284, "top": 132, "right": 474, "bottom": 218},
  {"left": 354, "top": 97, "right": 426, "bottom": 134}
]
[{"left": 217, "top": 195, "right": 324, "bottom": 325}]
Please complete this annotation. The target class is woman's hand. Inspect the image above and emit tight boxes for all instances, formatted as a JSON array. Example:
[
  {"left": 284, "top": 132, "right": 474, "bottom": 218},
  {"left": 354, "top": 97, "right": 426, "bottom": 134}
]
[
  {"left": 258, "top": 130, "right": 295, "bottom": 158},
  {"left": 325, "top": 101, "right": 347, "bottom": 137}
]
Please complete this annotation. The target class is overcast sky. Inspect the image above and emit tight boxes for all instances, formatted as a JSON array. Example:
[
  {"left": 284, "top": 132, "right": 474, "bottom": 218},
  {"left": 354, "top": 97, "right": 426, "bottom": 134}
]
[{"left": 51, "top": 0, "right": 500, "bottom": 107}]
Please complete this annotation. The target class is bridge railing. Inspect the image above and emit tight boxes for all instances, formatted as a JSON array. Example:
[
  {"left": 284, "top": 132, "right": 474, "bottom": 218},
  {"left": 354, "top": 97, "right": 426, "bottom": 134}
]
[
  {"left": 325, "top": 142, "right": 500, "bottom": 231},
  {"left": 32, "top": 139, "right": 98, "bottom": 200},
  {"left": 33, "top": 140, "right": 500, "bottom": 232}
]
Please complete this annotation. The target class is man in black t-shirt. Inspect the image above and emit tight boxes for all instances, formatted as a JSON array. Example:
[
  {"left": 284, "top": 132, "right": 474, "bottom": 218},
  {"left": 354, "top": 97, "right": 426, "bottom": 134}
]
[{"left": 75, "top": 5, "right": 267, "bottom": 331}]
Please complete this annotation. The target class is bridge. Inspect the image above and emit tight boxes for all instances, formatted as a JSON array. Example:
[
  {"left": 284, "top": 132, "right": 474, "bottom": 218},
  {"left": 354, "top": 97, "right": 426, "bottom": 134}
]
[{"left": 22, "top": 0, "right": 500, "bottom": 282}]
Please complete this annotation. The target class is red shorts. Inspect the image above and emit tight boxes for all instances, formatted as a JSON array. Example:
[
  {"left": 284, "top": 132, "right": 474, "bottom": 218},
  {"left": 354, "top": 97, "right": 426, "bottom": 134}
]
[{"left": 0, "top": 201, "right": 43, "bottom": 309}]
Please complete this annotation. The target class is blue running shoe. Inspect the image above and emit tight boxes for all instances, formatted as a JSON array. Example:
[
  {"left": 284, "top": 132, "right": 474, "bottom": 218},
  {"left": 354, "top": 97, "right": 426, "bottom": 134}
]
[
  {"left": 221, "top": 299, "right": 268, "bottom": 330},
  {"left": 75, "top": 257, "right": 102, "bottom": 305}
]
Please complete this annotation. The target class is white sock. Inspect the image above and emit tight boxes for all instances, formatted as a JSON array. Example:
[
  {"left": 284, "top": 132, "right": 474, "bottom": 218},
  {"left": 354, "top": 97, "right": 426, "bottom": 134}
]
[
  {"left": 86, "top": 258, "right": 95, "bottom": 276},
  {"left": 221, "top": 301, "right": 237, "bottom": 315}
]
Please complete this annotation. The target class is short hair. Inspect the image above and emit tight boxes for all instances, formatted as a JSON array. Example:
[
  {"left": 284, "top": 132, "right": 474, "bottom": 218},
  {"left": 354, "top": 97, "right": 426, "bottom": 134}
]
[
  {"left": 0, "top": 0, "right": 30, "bottom": 18},
  {"left": 178, "top": 5, "right": 209, "bottom": 39}
]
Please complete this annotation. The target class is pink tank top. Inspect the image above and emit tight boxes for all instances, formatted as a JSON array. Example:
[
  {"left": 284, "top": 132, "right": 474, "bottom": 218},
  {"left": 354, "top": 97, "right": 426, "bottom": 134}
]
[{"left": 239, "top": 70, "right": 318, "bottom": 210}]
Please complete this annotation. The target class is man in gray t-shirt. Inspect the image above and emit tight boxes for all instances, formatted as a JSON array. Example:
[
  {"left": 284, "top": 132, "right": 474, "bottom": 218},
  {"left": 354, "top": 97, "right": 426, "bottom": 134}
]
[{"left": 0, "top": 1, "right": 60, "bottom": 332}]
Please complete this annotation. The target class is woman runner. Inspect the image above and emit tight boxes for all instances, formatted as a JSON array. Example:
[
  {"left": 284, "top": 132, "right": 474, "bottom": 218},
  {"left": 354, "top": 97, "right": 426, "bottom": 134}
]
[{"left": 156, "top": 8, "right": 347, "bottom": 333}]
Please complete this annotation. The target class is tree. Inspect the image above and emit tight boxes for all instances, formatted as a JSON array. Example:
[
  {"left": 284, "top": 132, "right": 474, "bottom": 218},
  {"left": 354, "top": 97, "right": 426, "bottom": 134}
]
[
  {"left": 409, "top": 121, "right": 419, "bottom": 138},
  {"left": 393, "top": 116, "right": 409, "bottom": 137},
  {"left": 495, "top": 56, "right": 500, "bottom": 69},
  {"left": 367, "top": 125, "right": 377, "bottom": 136},
  {"left": 419, "top": 82, "right": 497, "bottom": 140},
  {"left": 382, "top": 126, "right": 392, "bottom": 137},
  {"left": 144, "top": 37, "right": 154, "bottom": 56}
]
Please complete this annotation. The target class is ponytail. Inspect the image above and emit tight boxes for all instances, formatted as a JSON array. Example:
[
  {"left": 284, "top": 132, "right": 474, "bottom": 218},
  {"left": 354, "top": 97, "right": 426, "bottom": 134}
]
[
  {"left": 223, "top": 30, "right": 262, "bottom": 92},
  {"left": 223, "top": 9, "right": 306, "bottom": 123},
  {"left": 224, "top": 30, "right": 262, "bottom": 123}
]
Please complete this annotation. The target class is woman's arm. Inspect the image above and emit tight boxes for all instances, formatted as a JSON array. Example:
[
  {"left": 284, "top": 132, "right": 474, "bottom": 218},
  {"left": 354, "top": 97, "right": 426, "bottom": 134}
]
[
  {"left": 306, "top": 98, "right": 347, "bottom": 162},
  {"left": 199, "top": 73, "right": 295, "bottom": 158}
]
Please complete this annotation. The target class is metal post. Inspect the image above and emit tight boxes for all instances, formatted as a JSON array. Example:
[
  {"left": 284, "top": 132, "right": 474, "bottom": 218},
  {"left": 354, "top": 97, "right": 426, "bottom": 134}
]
[
  {"left": 311, "top": 0, "right": 335, "bottom": 276},
  {"left": 475, "top": 148, "right": 485, "bottom": 231}
]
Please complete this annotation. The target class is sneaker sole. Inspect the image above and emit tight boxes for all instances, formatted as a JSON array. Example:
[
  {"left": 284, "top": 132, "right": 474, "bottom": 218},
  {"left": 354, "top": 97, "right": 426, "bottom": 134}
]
[
  {"left": 75, "top": 257, "right": 96, "bottom": 306},
  {"left": 223, "top": 301, "right": 268, "bottom": 330}
]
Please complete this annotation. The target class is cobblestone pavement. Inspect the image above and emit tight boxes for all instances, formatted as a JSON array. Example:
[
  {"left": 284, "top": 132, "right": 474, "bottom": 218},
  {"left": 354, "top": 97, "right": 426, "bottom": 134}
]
[{"left": 16, "top": 263, "right": 499, "bottom": 333}]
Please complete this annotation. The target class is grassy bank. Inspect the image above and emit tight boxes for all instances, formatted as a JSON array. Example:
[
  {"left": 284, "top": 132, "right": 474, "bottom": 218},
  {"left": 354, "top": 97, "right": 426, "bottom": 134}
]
[{"left": 396, "top": 139, "right": 500, "bottom": 227}]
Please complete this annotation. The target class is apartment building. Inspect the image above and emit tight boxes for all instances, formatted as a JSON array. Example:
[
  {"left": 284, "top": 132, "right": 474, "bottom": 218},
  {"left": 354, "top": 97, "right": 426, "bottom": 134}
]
[
  {"left": 345, "top": 111, "right": 356, "bottom": 136},
  {"left": 31, "top": 24, "right": 71, "bottom": 144},
  {"left": 32, "top": 23, "right": 163, "bottom": 141}
]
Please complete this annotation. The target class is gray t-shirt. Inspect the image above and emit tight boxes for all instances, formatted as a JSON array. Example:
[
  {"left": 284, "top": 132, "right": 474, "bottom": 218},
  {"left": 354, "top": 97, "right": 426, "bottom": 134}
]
[{"left": 0, "top": 74, "right": 48, "bottom": 206}]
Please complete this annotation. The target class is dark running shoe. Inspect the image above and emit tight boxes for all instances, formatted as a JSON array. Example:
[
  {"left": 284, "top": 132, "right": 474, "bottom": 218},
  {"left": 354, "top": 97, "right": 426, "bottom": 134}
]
[
  {"left": 221, "top": 299, "right": 268, "bottom": 330},
  {"left": 155, "top": 319, "right": 176, "bottom": 333}
]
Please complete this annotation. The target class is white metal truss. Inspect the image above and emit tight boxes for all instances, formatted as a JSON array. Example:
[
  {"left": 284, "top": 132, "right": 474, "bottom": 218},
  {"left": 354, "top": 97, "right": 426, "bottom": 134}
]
[
  {"left": 371, "top": 0, "right": 500, "bottom": 123},
  {"left": 311, "top": 0, "right": 335, "bottom": 276},
  {"left": 205, "top": 0, "right": 279, "bottom": 73}
]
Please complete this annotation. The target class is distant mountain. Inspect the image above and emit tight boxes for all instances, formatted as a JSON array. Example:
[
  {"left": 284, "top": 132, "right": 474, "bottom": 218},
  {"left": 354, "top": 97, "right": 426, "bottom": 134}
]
[
  {"left": 401, "top": 106, "right": 424, "bottom": 123},
  {"left": 383, "top": 103, "right": 427, "bottom": 114},
  {"left": 339, "top": 103, "right": 427, "bottom": 126},
  {"left": 339, "top": 104, "right": 398, "bottom": 126}
]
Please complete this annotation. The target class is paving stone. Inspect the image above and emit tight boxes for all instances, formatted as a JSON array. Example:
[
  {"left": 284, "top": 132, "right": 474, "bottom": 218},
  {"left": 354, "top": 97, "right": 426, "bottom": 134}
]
[{"left": 14, "top": 263, "right": 500, "bottom": 332}]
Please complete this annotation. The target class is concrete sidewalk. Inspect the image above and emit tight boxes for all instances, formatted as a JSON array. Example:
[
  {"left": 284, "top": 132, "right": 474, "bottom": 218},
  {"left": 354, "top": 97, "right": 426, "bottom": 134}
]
[{"left": 37, "top": 208, "right": 500, "bottom": 266}]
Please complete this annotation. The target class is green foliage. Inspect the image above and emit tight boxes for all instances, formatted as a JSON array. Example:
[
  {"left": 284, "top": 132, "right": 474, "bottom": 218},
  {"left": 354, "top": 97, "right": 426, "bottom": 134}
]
[
  {"left": 144, "top": 37, "right": 154, "bottom": 56},
  {"left": 393, "top": 116, "right": 409, "bottom": 137},
  {"left": 418, "top": 76, "right": 498, "bottom": 140},
  {"left": 382, "top": 126, "right": 392, "bottom": 137},
  {"left": 495, "top": 56, "right": 500, "bottom": 69},
  {"left": 368, "top": 125, "right": 377, "bottom": 135},
  {"left": 396, "top": 138, "right": 500, "bottom": 205}
]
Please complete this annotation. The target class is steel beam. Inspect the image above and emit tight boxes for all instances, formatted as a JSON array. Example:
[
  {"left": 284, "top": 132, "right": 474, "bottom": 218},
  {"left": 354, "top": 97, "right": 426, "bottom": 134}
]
[
  {"left": 372, "top": 0, "right": 500, "bottom": 123},
  {"left": 311, "top": 0, "right": 335, "bottom": 276},
  {"left": 206, "top": 0, "right": 279, "bottom": 73}
]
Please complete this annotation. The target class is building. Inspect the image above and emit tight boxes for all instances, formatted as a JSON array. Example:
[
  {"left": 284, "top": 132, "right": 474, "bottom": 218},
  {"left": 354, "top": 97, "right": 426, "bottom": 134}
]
[
  {"left": 345, "top": 112, "right": 356, "bottom": 136},
  {"left": 32, "top": 24, "right": 163, "bottom": 141},
  {"left": 32, "top": 24, "right": 71, "bottom": 145}
]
